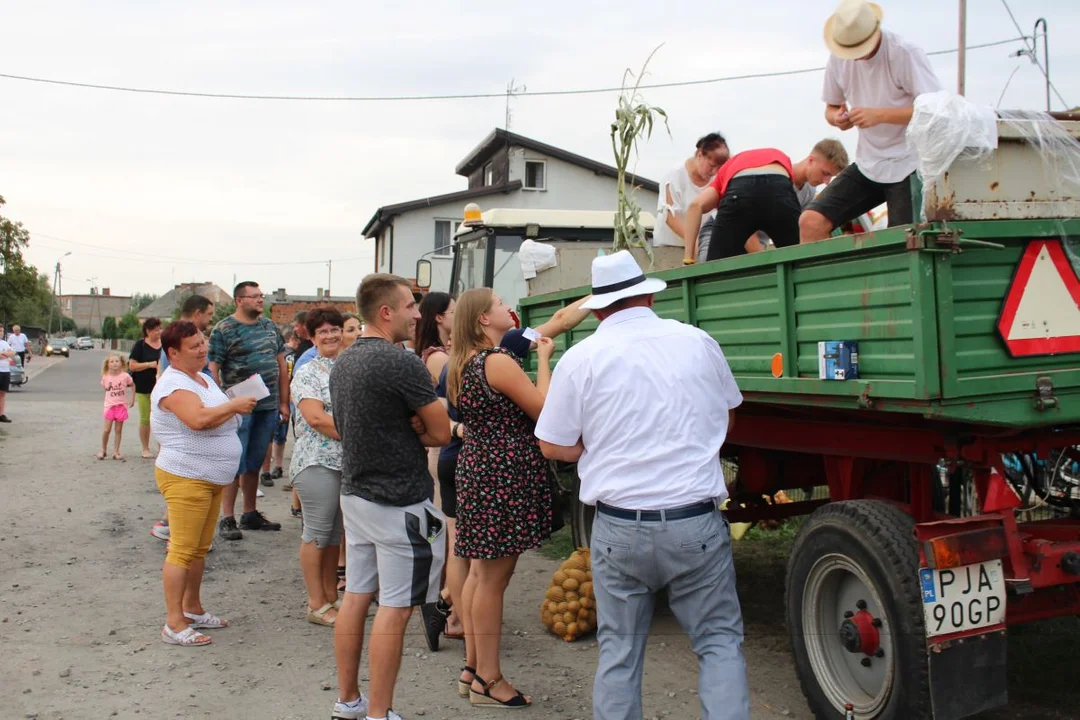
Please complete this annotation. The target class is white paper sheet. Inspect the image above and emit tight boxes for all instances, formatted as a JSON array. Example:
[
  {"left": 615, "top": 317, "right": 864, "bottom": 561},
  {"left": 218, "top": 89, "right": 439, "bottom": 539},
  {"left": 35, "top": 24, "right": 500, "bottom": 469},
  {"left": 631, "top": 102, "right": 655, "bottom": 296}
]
[{"left": 225, "top": 373, "right": 270, "bottom": 401}]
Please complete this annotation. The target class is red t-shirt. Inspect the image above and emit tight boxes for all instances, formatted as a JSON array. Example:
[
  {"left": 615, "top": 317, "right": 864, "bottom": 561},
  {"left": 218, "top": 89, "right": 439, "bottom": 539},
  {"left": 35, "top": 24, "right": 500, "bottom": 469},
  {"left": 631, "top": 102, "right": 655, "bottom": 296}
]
[{"left": 709, "top": 148, "right": 793, "bottom": 198}]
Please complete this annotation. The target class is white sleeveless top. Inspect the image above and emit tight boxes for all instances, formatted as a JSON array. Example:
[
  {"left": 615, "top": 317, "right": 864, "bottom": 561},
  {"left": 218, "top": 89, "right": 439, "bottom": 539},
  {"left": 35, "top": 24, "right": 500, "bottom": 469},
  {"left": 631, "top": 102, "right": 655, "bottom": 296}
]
[
  {"left": 151, "top": 367, "right": 242, "bottom": 485},
  {"left": 653, "top": 163, "right": 716, "bottom": 248}
]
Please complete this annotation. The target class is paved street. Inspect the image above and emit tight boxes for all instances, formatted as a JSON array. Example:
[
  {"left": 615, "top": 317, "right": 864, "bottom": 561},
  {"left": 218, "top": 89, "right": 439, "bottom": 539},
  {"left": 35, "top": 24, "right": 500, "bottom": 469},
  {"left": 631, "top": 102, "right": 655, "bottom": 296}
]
[
  {"left": 0, "top": 349, "right": 814, "bottom": 720},
  {"left": 0, "top": 350, "right": 1075, "bottom": 720}
]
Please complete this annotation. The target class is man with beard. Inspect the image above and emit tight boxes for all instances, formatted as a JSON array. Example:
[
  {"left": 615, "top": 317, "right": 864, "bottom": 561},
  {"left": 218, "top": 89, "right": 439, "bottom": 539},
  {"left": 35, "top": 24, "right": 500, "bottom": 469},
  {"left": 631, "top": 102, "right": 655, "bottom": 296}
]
[{"left": 209, "top": 282, "right": 288, "bottom": 540}]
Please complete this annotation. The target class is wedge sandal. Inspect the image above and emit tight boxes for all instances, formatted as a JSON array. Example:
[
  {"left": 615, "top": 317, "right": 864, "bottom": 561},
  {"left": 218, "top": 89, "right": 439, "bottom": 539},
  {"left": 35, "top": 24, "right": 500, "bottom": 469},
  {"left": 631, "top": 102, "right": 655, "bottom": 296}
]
[
  {"left": 306, "top": 602, "right": 337, "bottom": 627},
  {"left": 469, "top": 673, "right": 530, "bottom": 708}
]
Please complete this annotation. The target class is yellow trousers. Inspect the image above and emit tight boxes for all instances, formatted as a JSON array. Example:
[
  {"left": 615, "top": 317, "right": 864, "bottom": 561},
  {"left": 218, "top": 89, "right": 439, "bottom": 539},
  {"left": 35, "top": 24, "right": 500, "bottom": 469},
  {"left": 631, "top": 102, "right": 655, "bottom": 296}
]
[{"left": 155, "top": 468, "right": 222, "bottom": 569}]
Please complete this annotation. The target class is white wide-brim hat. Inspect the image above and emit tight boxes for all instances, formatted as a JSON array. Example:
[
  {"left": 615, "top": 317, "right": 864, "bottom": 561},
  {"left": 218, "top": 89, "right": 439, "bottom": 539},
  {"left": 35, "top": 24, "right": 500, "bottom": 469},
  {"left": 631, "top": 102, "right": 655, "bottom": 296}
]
[
  {"left": 824, "top": 0, "right": 883, "bottom": 61},
  {"left": 580, "top": 250, "right": 667, "bottom": 310}
]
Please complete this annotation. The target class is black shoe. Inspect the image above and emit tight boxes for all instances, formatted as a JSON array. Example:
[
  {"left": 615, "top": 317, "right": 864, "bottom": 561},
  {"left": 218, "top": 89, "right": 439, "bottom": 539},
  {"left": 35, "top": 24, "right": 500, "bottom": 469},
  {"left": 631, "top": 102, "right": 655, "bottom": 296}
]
[
  {"left": 270, "top": 467, "right": 284, "bottom": 480},
  {"left": 240, "top": 511, "right": 281, "bottom": 531},
  {"left": 0, "top": 415, "right": 10, "bottom": 423},
  {"left": 290, "top": 506, "right": 303, "bottom": 518},
  {"left": 218, "top": 516, "right": 243, "bottom": 541},
  {"left": 419, "top": 597, "right": 451, "bottom": 652},
  {"left": 260, "top": 472, "right": 274, "bottom": 487}
]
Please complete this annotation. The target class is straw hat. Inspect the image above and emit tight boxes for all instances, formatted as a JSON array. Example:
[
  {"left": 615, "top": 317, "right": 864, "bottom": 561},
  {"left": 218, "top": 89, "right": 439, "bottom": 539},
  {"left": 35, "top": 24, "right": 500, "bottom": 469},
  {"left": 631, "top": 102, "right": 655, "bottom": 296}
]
[{"left": 824, "top": 0, "right": 884, "bottom": 60}]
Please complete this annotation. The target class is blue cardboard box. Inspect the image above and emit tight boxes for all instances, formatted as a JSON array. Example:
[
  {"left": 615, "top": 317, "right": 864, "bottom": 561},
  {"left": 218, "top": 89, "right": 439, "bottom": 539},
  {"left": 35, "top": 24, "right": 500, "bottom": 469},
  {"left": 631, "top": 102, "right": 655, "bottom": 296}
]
[{"left": 818, "top": 341, "right": 859, "bottom": 381}]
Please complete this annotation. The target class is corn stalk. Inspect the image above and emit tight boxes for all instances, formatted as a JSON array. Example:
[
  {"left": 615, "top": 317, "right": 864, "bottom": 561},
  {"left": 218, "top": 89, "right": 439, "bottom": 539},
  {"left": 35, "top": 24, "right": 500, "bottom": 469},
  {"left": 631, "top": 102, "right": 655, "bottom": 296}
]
[{"left": 611, "top": 46, "right": 669, "bottom": 259}]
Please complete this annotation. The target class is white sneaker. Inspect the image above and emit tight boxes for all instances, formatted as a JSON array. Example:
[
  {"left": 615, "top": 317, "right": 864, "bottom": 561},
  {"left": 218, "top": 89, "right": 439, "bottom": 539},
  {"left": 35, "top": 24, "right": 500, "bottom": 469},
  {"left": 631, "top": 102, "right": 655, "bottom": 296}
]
[
  {"left": 330, "top": 694, "right": 369, "bottom": 720},
  {"left": 256, "top": 488, "right": 265, "bottom": 498},
  {"left": 150, "top": 521, "right": 170, "bottom": 541}
]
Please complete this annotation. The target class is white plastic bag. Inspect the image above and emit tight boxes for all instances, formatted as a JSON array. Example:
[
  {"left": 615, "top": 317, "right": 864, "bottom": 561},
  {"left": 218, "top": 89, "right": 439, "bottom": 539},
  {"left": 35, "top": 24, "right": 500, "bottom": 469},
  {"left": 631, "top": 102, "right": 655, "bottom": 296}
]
[
  {"left": 519, "top": 240, "right": 557, "bottom": 280},
  {"left": 907, "top": 91, "right": 999, "bottom": 217}
]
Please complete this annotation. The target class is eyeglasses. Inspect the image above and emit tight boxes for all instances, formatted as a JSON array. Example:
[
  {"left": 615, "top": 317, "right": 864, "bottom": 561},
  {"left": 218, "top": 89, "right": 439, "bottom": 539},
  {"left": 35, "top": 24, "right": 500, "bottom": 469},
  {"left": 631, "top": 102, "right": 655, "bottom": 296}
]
[
  {"left": 239, "top": 294, "right": 265, "bottom": 300},
  {"left": 314, "top": 327, "right": 343, "bottom": 338}
]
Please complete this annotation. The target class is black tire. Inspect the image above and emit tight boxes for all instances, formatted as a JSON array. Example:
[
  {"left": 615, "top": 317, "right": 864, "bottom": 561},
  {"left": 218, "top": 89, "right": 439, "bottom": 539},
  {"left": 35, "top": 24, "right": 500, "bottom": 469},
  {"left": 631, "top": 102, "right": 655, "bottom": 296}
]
[{"left": 785, "top": 500, "right": 931, "bottom": 719}]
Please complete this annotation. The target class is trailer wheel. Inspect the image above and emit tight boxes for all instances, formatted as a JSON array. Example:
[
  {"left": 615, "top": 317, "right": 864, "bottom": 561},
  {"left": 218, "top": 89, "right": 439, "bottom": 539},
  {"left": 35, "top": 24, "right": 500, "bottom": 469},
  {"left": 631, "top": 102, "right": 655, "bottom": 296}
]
[{"left": 786, "top": 500, "right": 931, "bottom": 719}]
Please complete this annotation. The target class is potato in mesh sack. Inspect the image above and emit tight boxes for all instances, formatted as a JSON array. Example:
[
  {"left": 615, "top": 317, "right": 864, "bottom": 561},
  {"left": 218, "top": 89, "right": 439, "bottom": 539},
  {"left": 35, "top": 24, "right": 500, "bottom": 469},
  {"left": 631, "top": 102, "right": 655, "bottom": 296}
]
[{"left": 539, "top": 548, "right": 596, "bottom": 642}]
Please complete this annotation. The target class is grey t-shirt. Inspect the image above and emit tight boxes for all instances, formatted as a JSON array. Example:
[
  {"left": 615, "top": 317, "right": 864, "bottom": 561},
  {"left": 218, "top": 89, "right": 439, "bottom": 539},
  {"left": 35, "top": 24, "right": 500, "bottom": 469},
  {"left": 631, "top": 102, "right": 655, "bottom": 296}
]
[{"left": 330, "top": 337, "right": 438, "bottom": 507}]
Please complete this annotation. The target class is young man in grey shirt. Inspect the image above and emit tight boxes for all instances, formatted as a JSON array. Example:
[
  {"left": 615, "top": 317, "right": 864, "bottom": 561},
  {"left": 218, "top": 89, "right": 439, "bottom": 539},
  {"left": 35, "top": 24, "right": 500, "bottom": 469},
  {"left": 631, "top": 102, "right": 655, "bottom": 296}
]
[{"left": 329, "top": 274, "right": 451, "bottom": 720}]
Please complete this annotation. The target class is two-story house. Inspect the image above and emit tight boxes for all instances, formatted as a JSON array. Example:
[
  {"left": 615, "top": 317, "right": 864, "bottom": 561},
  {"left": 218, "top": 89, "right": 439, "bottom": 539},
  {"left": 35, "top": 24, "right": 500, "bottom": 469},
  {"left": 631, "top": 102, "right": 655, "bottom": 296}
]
[{"left": 361, "top": 128, "right": 659, "bottom": 291}]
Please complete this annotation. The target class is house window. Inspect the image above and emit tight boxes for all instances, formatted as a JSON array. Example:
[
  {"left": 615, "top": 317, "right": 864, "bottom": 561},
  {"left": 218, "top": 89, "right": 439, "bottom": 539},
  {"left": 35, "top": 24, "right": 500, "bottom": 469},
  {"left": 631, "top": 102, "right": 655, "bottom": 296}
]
[
  {"left": 434, "top": 219, "right": 458, "bottom": 256},
  {"left": 524, "top": 160, "right": 546, "bottom": 191},
  {"left": 483, "top": 162, "right": 494, "bottom": 186}
]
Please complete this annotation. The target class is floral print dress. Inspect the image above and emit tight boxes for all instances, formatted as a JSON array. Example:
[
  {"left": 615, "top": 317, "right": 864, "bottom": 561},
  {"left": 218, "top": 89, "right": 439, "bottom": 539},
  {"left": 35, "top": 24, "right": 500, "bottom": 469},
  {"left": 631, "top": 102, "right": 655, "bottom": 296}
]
[
  {"left": 455, "top": 347, "right": 552, "bottom": 560},
  {"left": 289, "top": 355, "right": 341, "bottom": 477}
]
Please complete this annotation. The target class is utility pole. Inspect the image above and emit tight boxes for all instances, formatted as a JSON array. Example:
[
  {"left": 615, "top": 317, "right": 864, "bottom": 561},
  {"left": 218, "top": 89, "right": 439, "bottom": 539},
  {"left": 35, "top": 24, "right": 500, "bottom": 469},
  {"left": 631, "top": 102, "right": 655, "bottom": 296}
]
[
  {"left": 957, "top": 0, "right": 967, "bottom": 95},
  {"left": 48, "top": 251, "right": 71, "bottom": 336},
  {"left": 327, "top": 259, "right": 332, "bottom": 297}
]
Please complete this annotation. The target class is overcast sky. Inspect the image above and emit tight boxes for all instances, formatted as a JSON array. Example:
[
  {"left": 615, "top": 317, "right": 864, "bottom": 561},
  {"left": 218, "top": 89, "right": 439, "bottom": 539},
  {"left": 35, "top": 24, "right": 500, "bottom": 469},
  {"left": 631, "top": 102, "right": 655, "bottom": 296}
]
[{"left": 2, "top": 0, "right": 1077, "bottom": 299}]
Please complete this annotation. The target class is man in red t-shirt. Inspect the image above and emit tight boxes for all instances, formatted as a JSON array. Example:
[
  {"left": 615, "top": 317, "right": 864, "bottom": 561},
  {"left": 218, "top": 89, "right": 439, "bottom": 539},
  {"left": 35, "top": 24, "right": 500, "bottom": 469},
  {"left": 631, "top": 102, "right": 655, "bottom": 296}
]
[{"left": 683, "top": 143, "right": 846, "bottom": 262}]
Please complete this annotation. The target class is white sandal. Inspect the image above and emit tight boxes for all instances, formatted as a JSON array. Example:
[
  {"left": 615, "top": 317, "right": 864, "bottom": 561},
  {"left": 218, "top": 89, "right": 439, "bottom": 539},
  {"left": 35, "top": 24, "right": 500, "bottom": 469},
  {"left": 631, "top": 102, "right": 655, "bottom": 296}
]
[
  {"left": 306, "top": 603, "right": 337, "bottom": 627},
  {"left": 161, "top": 624, "right": 212, "bottom": 646},
  {"left": 183, "top": 611, "right": 228, "bottom": 629}
]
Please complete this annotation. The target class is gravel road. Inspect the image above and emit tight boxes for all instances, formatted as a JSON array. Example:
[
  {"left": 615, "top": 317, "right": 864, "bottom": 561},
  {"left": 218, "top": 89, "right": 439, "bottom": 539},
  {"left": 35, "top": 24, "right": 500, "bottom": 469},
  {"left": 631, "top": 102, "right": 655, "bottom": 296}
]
[{"left": 1, "top": 349, "right": 1075, "bottom": 720}]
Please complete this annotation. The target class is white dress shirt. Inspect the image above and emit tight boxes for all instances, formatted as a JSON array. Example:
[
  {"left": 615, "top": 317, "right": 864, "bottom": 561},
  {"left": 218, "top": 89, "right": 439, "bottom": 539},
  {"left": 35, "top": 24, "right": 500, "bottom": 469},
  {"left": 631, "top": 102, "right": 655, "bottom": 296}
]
[{"left": 535, "top": 306, "right": 743, "bottom": 510}]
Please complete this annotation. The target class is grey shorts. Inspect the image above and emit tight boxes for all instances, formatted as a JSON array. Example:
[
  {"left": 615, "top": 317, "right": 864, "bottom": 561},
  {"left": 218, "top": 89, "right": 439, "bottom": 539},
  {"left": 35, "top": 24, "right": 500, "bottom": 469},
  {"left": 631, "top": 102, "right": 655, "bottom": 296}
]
[
  {"left": 341, "top": 494, "right": 446, "bottom": 608},
  {"left": 293, "top": 465, "right": 343, "bottom": 548}
]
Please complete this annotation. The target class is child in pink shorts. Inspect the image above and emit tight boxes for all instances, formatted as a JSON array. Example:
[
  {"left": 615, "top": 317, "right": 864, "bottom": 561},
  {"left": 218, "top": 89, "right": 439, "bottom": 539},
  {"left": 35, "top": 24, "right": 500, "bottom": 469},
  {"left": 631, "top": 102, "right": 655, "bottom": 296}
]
[{"left": 100, "top": 353, "right": 135, "bottom": 460}]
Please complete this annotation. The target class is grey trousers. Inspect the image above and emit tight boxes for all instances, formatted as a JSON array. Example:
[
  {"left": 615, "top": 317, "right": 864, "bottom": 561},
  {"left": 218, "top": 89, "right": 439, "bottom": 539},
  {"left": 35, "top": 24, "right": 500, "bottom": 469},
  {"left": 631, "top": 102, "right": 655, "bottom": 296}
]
[{"left": 590, "top": 508, "right": 750, "bottom": 720}]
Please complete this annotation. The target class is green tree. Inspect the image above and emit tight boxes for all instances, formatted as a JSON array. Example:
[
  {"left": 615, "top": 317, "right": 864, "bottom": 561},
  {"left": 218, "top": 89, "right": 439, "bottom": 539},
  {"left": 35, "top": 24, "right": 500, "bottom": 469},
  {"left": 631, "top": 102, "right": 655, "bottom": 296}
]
[
  {"left": 131, "top": 292, "right": 158, "bottom": 313},
  {"left": 212, "top": 302, "right": 235, "bottom": 326},
  {"left": 117, "top": 311, "right": 142, "bottom": 340},
  {"left": 101, "top": 316, "right": 118, "bottom": 340},
  {"left": 0, "top": 195, "right": 43, "bottom": 326}
]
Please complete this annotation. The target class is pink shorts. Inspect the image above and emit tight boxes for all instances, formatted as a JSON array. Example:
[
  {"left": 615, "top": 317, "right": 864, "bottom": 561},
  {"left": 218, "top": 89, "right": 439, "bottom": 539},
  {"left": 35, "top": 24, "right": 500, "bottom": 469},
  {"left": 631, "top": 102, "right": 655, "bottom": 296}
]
[{"left": 104, "top": 404, "right": 130, "bottom": 422}]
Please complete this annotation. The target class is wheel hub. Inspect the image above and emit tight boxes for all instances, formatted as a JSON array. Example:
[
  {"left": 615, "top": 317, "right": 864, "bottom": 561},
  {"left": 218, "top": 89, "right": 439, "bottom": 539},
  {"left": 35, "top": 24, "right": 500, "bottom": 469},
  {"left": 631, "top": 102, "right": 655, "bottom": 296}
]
[{"left": 838, "top": 602, "right": 881, "bottom": 657}]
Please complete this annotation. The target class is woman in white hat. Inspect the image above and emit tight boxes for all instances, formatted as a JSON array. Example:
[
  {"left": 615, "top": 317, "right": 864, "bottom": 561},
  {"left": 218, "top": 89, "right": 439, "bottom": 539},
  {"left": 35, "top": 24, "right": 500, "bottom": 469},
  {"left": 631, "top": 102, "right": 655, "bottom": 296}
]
[{"left": 799, "top": 0, "right": 942, "bottom": 244}]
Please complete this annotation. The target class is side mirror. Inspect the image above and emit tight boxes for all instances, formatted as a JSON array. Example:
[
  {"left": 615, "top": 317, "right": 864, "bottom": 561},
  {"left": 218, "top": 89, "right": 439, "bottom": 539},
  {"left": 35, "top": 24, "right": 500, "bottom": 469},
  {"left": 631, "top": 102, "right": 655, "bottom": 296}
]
[{"left": 415, "top": 259, "right": 432, "bottom": 289}]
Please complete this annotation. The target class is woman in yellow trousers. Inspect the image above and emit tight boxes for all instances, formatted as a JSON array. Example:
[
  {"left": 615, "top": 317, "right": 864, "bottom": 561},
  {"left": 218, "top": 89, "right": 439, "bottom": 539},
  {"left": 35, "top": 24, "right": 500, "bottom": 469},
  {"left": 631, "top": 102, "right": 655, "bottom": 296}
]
[{"left": 151, "top": 321, "right": 256, "bottom": 647}]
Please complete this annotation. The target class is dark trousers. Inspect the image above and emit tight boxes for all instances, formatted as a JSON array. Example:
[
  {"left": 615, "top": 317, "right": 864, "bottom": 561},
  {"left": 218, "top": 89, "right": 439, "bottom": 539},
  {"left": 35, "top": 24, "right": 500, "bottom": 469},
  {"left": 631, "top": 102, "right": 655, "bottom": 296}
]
[{"left": 706, "top": 175, "right": 801, "bottom": 261}]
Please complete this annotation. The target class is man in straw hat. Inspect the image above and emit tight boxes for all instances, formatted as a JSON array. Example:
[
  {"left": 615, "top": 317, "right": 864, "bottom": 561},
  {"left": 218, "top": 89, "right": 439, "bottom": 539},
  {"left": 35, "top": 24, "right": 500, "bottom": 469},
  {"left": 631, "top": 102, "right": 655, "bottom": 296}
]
[
  {"left": 536, "top": 251, "right": 749, "bottom": 719},
  {"left": 800, "top": 0, "right": 942, "bottom": 244}
]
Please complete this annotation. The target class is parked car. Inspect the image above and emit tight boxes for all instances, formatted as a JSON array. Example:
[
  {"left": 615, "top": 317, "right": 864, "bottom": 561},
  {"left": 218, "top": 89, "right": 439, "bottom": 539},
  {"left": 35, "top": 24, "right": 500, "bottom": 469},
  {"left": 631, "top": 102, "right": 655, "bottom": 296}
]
[
  {"left": 45, "top": 339, "right": 70, "bottom": 357},
  {"left": 8, "top": 356, "right": 26, "bottom": 387},
  {"left": 74, "top": 336, "right": 93, "bottom": 350}
]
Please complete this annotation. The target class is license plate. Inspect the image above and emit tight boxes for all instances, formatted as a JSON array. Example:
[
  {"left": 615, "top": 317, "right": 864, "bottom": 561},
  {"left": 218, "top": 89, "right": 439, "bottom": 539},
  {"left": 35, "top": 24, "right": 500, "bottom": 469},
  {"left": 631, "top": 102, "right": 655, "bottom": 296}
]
[{"left": 919, "top": 559, "right": 1006, "bottom": 638}]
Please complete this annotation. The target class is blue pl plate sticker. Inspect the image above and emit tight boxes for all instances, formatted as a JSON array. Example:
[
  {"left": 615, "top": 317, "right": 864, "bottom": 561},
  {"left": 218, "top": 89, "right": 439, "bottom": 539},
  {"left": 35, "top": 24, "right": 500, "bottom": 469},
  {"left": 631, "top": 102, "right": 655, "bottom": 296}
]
[{"left": 919, "top": 568, "right": 937, "bottom": 603}]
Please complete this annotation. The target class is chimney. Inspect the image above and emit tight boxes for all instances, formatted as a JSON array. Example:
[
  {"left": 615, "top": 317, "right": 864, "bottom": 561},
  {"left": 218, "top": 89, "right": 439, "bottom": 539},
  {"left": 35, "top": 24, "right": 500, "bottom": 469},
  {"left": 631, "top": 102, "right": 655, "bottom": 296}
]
[
  {"left": 317, "top": 288, "right": 323, "bottom": 298},
  {"left": 103, "top": 288, "right": 111, "bottom": 296},
  {"left": 275, "top": 288, "right": 287, "bottom": 302},
  {"left": 324, "top": 289, "right": 330, "bottom": 298}
]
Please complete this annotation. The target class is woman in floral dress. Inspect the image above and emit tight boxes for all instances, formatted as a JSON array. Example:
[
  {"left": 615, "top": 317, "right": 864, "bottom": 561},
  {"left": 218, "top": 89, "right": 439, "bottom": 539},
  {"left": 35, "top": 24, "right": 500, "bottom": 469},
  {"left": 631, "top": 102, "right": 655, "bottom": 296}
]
[
  {"left": 290, "top": 308, "right": 347, "bottom": 627},
  {"left": 446, "top": 288, "right": 555, "bottom": 708}
]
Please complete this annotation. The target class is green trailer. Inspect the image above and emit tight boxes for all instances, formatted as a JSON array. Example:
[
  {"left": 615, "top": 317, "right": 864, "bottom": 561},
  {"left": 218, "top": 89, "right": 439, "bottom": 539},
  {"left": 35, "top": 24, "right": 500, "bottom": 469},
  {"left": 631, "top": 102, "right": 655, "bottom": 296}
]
[
  {"left": 513, "top": 221, "right": 1080, "bottom": 720},
  {"left": 439, "top": 113, "right": 1080, "bottom": 720},
  {"left": 520, "top": 219, "right": 1080, "bottom": 428}
]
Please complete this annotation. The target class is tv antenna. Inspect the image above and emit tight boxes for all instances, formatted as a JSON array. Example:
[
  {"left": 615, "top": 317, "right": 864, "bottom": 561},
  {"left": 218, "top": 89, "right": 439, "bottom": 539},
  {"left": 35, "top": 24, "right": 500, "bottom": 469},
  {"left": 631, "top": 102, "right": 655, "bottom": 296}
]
[{"left": 505, "top": 78, "right": 526, "bottom": 130}]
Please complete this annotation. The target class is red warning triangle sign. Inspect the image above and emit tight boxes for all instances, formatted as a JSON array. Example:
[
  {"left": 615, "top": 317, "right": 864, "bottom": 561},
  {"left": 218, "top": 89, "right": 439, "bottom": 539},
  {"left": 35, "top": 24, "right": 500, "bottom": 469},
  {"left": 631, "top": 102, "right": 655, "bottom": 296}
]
[{"left": 997, "top": 239, "right": 1080, "bottom": 357}]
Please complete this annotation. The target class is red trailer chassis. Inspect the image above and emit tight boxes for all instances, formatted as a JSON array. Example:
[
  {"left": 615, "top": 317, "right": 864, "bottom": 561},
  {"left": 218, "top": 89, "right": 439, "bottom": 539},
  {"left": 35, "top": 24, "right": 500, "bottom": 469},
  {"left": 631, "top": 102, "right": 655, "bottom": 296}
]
[{"left": 726, "top": 404, "right": 1080, "bottom": 719}]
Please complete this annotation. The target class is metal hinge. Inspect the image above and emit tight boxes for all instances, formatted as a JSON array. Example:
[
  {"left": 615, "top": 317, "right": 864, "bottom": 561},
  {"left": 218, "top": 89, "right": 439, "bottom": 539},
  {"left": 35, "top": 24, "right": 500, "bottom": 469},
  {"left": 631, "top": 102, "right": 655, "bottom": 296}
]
[
  {"left": 906, "top": 225, "right": 1004, "bottom": 253},
  {"left": 1034, "top": 375, "right": 1058, "bottom": 411}
]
